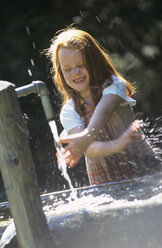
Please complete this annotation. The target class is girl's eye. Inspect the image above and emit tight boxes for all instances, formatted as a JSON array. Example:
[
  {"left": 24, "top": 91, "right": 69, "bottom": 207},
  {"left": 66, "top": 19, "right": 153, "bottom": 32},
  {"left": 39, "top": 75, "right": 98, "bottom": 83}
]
[
  {"left": 78, "top": 64, "right": 84, "bottom": 68},
  {"left": 63, "top": 64, "right": 84, "bottom": 72},
  {"left": 64, "top": 68, "right": 71, "bottom": 72}
]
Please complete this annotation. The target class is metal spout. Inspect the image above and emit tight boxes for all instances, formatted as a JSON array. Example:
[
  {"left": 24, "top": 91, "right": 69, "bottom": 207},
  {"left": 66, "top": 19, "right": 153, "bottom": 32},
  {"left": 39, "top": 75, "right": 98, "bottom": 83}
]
[{"left": 16, "top": 81, "right": 55, "bottom": 121}]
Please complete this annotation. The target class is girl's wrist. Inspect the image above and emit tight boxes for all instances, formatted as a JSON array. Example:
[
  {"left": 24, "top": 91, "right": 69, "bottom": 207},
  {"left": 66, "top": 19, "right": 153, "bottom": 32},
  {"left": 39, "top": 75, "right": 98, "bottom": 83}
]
[
  {"left": 115, "top": 136, "right": 127, "bottom": 152},
  {"left": 106, "top": 139, "right": 121, "bottom": 154},
  {"left": 80, "top": 128, "right": 95, "bottom": 147}
]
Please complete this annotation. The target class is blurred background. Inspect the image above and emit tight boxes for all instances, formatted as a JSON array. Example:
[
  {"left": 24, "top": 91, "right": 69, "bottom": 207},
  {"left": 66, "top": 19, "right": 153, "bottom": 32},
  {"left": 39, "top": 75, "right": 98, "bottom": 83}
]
[{"left": 0, "top": 0, "right": 162, "bottom": 199}]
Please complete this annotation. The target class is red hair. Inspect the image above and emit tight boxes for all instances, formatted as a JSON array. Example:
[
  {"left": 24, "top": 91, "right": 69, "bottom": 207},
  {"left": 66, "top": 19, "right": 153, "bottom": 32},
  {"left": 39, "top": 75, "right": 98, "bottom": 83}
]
[{"left": 45, "top": 26, "right": 135, "bottom": 117}]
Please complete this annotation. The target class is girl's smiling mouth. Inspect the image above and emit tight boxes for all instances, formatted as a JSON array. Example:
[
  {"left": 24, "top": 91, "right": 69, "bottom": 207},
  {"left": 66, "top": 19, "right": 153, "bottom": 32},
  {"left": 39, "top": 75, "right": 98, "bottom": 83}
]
[{"left": 73, "top": 77, "right": 86, "bottom": 84}]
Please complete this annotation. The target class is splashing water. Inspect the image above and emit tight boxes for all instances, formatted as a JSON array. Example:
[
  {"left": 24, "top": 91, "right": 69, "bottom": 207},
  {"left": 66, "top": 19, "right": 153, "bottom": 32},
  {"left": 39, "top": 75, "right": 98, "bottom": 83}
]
[
  {"left": 96, "top": 15, "right": 101, "bottom": 23},
  {"left": 27, "top": 69, "right": 32, "bottom": 77},
  {"left": 2, "top": 173, "right": 162, "bottom": 248},
  {"left": 30, "top": 59, "right": 35, "bottom": 67},
  {"left": 25, "top": 26, "right": 36, "bottom": 78},
  {"left": 49, "top": 120, "right": 77, "bottom": 198},
  {"left": 32, "top": 42, "right": 36, "bottom": 49},
  {"left": 25, "top": 26, "right": 30, "bottom": 35},
  {"left": 1, "top": 116, "right": 162, "bottom": 247},
  {"left": 143, "top": 116, "right": 162, "bottom": 158}
]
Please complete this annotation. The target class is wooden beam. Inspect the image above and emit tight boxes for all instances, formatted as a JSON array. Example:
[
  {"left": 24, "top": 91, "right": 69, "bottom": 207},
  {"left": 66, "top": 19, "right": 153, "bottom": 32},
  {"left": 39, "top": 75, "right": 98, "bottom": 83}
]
[{"left": 0, "top": 81, "right": 54, "bottom": 248}]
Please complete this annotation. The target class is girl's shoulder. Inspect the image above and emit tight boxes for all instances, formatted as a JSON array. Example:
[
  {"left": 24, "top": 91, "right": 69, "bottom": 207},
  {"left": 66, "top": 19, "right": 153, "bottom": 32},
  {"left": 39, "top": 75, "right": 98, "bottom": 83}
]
[
  {"left": 61, "top": 98, "right": 75, "bottom": 112},
  {"left": 102, "top": 75, "right": 136, "bottom": 106},
  {"left": 60, "top": 99, "right": 75, "bottom": 124},
  {"left": 103, "top": 75, "right": 124, "bottom": 86},
  {"left": 60, "top": 99, "right": 84, "bottom": 132}
]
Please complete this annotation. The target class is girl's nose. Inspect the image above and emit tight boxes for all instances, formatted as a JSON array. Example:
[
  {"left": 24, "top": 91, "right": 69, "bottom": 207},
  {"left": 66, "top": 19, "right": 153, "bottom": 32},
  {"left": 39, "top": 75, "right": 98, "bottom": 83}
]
[{"left": 72, "top": 66, "right": 80, "bottom": 74}]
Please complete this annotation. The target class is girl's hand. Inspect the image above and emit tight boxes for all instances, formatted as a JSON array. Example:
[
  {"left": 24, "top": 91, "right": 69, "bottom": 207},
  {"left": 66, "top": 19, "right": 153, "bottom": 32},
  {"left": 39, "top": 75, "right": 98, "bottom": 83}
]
[
  {"left": 58, "top": 129, "right": 94, "bottom": 167},
  {"left": 59, "top": 141, "right": 80, "bottom": 167},
  {"left": 118, "top": 120, "right": 142, "bottom": 150}
]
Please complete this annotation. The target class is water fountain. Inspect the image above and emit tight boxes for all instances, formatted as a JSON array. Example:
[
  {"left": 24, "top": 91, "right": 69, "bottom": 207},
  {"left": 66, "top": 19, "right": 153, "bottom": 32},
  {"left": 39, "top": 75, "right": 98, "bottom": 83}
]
[
  {"left": 1, "top": 173, "right": 162, "bottom": 248},
  {"left": 0, "top": 81, "right": 162, "bottom": 248}
]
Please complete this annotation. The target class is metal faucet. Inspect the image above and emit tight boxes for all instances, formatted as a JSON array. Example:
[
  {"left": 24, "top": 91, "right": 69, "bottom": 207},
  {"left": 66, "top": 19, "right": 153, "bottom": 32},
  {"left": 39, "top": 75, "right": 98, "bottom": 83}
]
[{"left": 15, "top": 81, "right": 55, "bottom": 121}]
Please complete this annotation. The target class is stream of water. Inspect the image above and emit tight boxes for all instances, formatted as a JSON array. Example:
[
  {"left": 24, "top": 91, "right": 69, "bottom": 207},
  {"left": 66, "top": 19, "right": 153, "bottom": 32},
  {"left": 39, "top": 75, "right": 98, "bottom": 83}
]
[{"left": 49, "top": 120, "right": 77, "bottom": 198}]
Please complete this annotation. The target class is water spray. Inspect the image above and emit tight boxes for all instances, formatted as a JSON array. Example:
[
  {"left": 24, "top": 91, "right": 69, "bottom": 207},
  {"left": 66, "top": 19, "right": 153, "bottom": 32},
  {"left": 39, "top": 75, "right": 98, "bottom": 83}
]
[{"left": 49, "top": 120, "right": 75, "bottom": 193}]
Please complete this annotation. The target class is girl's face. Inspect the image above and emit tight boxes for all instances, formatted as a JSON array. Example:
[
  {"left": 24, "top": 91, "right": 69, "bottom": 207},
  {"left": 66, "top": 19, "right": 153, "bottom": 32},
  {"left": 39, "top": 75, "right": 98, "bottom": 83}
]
[{"left": 58, "top": 47, "right": 90, "bottom": 98}]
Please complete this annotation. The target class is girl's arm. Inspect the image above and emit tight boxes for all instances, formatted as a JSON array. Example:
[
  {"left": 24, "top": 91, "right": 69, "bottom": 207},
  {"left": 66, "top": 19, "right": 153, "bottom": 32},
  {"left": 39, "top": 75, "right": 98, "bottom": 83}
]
[
  {"left": 58, "top": 120, "right": 141, "bottom": 166},
  {"left": 85, "top": 120, "right": 141, "bottom": 158},
  {"left": 86, "top": 94, "right": 123, "bottom": 137},
  {"left": 60, "top": 94, "right": 123, "bottom": 165}
]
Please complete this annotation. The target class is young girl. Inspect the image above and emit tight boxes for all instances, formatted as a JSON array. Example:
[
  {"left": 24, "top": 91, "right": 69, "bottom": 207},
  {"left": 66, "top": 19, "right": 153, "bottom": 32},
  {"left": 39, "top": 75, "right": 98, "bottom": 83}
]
[{"left": 46, "top": 26, "right": 159, "bottom": 185}]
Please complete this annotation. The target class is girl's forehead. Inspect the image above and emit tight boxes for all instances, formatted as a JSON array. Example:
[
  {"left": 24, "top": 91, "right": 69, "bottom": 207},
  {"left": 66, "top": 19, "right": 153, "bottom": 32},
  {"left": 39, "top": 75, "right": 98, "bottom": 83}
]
[
  {"left": 58, "top": 47, "right": 83, "bottom": 60},
  {"left": 59, "top": 46, "right": 81, "bottom": 53}
]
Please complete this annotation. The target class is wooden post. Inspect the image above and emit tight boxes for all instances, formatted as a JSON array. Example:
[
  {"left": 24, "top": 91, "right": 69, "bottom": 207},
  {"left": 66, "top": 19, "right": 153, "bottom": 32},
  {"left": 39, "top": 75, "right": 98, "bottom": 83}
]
[{"left": 0, "top": 81, "right": 54, "bottom": 248}]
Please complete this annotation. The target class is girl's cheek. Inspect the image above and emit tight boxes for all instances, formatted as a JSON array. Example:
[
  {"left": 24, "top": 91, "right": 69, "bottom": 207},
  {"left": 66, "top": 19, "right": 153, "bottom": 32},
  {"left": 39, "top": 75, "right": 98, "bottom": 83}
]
[{"left": 64, "top": 72, "right": 70, "bottom": 79}]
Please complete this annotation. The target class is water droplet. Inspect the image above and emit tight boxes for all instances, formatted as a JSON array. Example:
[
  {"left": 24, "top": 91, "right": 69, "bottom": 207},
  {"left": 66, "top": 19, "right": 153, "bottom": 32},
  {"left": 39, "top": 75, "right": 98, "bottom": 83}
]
[
  {"left": 80, "top": 10, "right": 83, "bottom": 17},
  {"left": 149, "top": 128, "right": 154, "bottom": 133},
  {"left": 28, "top": 69, "right": 32, "bottom": 77},
  {"left": 49, "top": 195, "right": 54, "bottom": 200},
  {"left": 30, "top": 59, "right": 35, "bottom": 66},
  {"left": 26, "top": 26, "right": 30, "bottom": 35},
  {"left": 96, "top": 16, "right": 101, "bottom": 23},
  {"left": 32, "top": 42, "right": 36, "bottom": 49},
  {"left": 73, "top": 16, "right": 81, "bottom": 23}
]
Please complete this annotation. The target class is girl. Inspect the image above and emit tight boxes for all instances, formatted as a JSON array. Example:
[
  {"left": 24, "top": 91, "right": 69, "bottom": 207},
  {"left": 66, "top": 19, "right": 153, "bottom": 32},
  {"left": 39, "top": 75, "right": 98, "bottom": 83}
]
[{"left": 46, "top": 26, "right": 159, "bottom": 185}]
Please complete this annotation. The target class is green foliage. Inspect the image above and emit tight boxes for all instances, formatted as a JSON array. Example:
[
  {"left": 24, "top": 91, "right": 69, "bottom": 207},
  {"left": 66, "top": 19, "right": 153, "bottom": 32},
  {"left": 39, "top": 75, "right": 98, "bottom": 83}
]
[{"left": 0, "top": 0, "right": 162, "bottom": 114}]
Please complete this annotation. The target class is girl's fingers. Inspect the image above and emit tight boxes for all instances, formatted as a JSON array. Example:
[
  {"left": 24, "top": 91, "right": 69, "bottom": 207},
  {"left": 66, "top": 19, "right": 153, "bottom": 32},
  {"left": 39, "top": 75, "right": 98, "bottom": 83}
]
[
  {"left": 58, "top": 138, "right": 71, "bottom": 144},
  {"left": 65, "top": 151, "right": 79, "bottom": 167},
  {"left": 64, "top": 150, "right": 71, "bottom": 158},
  {"left": 132, "top": 133, "right": 142, "bottom": 138},
  {"left": 56, "top": 149, "right": 78, "bottom": 168},
  {"left": 68, "top": 157, "right": 78, "bottom": 167}
]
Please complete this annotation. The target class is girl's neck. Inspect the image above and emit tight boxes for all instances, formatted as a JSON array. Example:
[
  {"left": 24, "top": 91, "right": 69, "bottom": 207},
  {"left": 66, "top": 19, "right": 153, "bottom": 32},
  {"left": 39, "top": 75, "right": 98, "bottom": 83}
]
[{"left": 80, "top": 94, "right": 94, "bottom": 105}]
